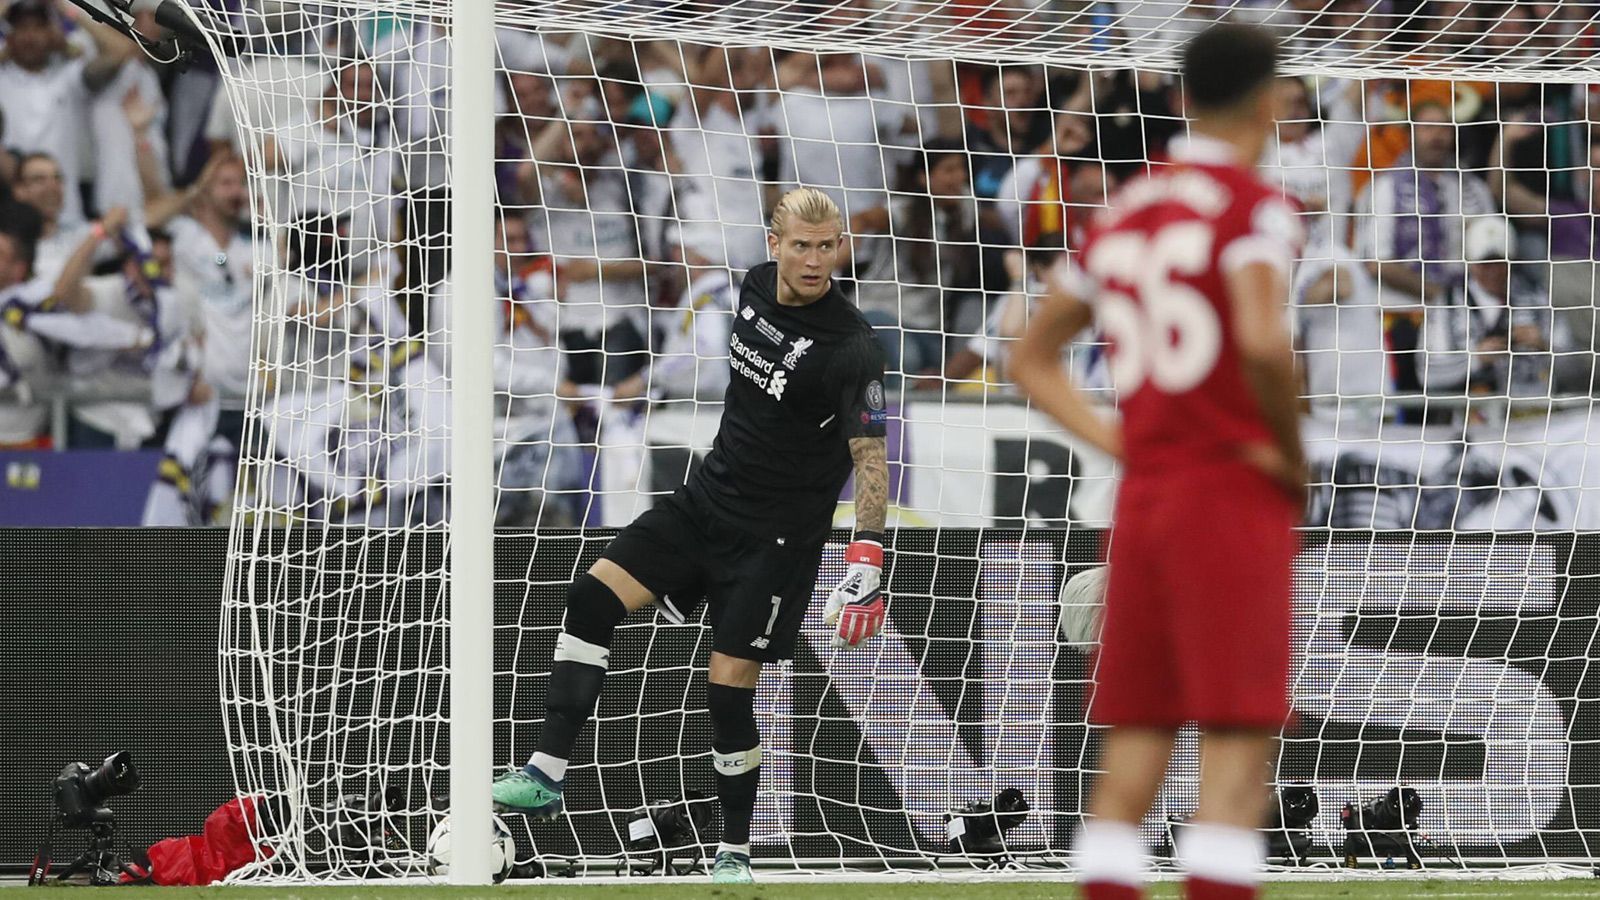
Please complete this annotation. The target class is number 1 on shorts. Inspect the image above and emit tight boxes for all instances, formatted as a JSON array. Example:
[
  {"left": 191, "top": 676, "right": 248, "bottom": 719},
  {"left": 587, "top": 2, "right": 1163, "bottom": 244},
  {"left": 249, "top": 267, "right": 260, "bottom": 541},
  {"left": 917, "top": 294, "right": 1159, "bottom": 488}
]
[{"left": 765, "top": 595, "right": 782, "bottom": 636}]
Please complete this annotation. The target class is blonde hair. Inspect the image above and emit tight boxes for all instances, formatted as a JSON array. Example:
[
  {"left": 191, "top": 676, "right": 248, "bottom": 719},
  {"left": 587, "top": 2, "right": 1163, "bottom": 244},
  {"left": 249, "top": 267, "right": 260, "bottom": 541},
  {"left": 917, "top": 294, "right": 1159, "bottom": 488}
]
[{"left": 769, "top": 187, "right": 842, "bottom": 238}]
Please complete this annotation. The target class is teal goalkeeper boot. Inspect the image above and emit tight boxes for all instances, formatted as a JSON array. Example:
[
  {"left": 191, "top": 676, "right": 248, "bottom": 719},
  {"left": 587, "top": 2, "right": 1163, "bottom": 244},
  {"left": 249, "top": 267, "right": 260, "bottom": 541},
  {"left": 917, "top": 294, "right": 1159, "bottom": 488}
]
[
  {"left": 710, "top": 850, "right": 754, "bottom": 884},
  {"left": 491, "top": 766, "right": 564, "bottom": 819}
]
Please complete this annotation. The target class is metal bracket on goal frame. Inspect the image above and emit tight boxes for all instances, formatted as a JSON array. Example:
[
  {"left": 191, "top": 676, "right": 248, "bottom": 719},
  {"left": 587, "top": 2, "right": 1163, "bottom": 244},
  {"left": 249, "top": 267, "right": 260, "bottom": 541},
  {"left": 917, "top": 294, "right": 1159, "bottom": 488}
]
[{"left": 57, "top": 0, "right": 236, "bottom": 71}]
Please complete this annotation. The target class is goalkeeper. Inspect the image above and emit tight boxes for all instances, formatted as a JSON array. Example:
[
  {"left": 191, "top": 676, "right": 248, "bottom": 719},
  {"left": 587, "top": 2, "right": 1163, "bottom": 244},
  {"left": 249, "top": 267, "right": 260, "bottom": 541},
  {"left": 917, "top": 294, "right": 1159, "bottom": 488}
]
[{"left": 493, "top": 187, "right": 891, "bottom": 885}]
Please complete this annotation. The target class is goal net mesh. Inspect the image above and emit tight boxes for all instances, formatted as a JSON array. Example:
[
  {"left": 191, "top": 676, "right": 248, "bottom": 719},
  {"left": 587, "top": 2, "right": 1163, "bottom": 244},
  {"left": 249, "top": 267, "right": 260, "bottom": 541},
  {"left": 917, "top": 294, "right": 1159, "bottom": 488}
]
[{"left": 189, "top": 0, "right": 1600, "bottom": 879}]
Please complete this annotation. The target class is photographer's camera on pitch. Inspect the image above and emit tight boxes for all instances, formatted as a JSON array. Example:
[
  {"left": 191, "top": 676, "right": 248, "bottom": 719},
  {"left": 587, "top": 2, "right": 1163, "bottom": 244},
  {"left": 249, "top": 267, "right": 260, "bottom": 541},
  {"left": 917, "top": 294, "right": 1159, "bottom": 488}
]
[
  {"left": 626, "top": 791, "right": 714, "bottom": 876},
  {"left": 55, "top": 751, "right": 141, "bottom": 827},
  {"left": 945, "top": 788, "right": 1030, "bottom": 862},
  {"left": 30, "top": 751, "right": 142, "bottom": 885},
  {"left": 1340, "top": 786, "right": 1421, "bottom": 833},
  {"left": 1340, "top": 786, "right": 1425, "bottom": 869}
]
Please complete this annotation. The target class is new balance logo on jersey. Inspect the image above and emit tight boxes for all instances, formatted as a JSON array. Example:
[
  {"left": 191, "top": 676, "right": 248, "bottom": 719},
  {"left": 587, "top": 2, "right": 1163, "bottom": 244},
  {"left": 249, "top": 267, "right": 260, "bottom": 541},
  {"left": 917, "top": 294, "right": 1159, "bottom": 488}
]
[
  {"left": 749, "top": 636, "right": 770, "bottom": 650},
  {"left": 783, "top": 336, "right": 813, "bottom": 370},
  {"left": 741, "top": 305, "right": 755, "bottom": 320},
  {"left": 767, "top": 369, "right": 788, "bottom": 400}
]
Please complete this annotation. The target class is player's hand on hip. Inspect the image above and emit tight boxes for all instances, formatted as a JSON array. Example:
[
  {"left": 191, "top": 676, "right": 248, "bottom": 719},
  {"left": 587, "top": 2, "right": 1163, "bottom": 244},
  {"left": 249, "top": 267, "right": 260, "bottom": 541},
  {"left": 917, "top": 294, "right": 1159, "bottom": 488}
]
[
  {"left": 1240, "top": 443, "right": 1308, "bottom": 505},
  {"left": 823, "top": 540, "right": 886, "bottom": 649}
]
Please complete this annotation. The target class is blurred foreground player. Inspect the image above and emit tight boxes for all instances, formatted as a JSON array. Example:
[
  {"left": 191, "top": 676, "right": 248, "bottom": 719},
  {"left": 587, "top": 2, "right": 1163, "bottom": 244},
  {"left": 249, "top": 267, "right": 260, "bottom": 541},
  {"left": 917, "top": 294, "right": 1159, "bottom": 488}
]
[
  {"left": 493, "top": 188, "right": 890, "bottom": 884},
  {"left": 1012, "top": 24, "right": 1304, "bottom": 900}
]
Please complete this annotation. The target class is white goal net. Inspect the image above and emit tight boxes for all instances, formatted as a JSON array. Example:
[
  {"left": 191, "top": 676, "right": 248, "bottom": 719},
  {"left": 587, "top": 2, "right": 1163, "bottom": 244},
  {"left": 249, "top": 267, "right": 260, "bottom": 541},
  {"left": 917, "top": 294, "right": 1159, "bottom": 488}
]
[{"left": 189, "top": 0, "right": 1600, "bottom": 880}]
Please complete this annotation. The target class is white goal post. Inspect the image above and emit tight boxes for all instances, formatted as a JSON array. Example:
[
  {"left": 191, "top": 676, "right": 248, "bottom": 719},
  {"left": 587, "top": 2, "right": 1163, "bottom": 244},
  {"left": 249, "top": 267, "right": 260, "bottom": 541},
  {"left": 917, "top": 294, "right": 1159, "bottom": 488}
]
[
  {"left": 445, "top": 0, "right": 494, "bottom": 886},
  {"left": 174, "top": 0, "right": 1600, "bottom": 884}
]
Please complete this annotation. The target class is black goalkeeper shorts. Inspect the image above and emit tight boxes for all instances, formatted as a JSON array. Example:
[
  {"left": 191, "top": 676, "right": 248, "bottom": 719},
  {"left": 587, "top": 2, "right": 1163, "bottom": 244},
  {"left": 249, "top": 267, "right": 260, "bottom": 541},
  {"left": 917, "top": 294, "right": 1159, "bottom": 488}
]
[{"left": 601, "top": 493, "right": 826, "bottom": 662}]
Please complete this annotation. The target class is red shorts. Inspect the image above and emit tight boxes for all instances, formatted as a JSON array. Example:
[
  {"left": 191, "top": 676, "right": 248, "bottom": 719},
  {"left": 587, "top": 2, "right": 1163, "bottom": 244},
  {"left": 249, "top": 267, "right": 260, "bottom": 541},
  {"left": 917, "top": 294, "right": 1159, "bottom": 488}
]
[{"left": 1090, "top": 464, "right": 1299, "bottom": 730}]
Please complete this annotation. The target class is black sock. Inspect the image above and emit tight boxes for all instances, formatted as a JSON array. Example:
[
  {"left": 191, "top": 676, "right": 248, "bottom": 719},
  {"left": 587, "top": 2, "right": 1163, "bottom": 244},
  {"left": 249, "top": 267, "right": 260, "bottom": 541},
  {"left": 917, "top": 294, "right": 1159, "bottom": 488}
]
[
  {"left": 535, "top": 656, "right": 607, "bottom": 763},
  {"left": 715, "top": 762, "right": 759, "bottom": 847},
  {"left": 708, "top": 682, "right": 761, "bottom": 847},
  {"left": 534, "top": 574, "right": 627, "bottom": 764}
]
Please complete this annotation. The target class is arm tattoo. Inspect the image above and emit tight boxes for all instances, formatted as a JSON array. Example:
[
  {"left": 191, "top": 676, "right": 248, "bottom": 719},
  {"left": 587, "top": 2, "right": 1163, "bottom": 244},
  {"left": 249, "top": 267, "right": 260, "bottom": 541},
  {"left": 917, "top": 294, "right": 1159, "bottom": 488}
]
[{"left": 849, "top": 436, "right": 889, "bottom": 535}]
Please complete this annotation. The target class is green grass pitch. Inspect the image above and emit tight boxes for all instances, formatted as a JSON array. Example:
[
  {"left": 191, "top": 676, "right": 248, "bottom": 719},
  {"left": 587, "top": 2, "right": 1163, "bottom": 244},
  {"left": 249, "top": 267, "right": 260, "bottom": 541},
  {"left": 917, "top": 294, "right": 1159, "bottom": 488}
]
[{"left": 52, "top": 882, "right": 1600, "bottom": 899}]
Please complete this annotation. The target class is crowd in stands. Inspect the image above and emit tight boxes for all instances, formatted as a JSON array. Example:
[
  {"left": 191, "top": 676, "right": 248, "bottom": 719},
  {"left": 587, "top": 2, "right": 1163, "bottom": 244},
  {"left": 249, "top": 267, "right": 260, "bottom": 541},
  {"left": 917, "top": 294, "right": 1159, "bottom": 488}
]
[{"left": 0, "top": 0, "right": 1596, "bottom": 525}]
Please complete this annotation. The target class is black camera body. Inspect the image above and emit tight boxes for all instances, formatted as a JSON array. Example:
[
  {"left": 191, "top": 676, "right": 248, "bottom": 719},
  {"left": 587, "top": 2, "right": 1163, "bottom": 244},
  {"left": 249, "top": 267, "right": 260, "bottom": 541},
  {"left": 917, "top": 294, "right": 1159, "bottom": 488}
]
[
  {"left": 1341, "top": 786, "right": 1420, "bottom": 833},
  {"left": 1340, "top": 787, "right": 1423, "bottom": 869},
  {"left": 31, "top": 751, "right": 142, "bottom": 886},
  {"left": 1264, "top": 783, "right": 1319, "bottom": 865},
  {"left": 54, "top": 751, "right": 140, "bottom": 830},
  {"left": 624, "top": 791, "right": 713, "bottom": 876},
  {"left": 946, "top": 788, "right": 1030, "bottom": 862},
  {"left": 335, "top": 788, "right": 409, "bottom": 877},
  {"left": 1162, "top": 785, "right": 1320, "bottom": 865}
]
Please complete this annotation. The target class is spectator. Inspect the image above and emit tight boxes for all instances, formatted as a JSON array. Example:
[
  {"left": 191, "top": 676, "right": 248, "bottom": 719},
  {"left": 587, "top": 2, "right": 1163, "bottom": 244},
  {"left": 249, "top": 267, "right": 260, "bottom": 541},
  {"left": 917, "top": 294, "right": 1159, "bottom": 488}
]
[
  {"left": 0, "top": 146, "right": 18, "bottom": 197},
  {"left": 773, "top": 50, "right": 914, "bottom": 220},
  {"left": 848, "top": 138, "right": 982, "bottom": 379},
  {"left": 784, "top": 0, "right": 956, "bottom": 141},
  {"left": 1292, "top": 248, "right": 1387, "bottom": 420},
  {"left": 90, "top": 10, "right": 170, "bottom": 226},
  {"left": 1111, "top": 0, "right": 1207, "bottom": 55},
  {"left": 1409, "top": 0, "right": 1483, "bottom": 55},
  {"left": 373, "top": 17, "right": 468, "bottom": 303},
  {"left": 46, "top": 209, "right": 191, "bottom": 447},
  {"left": 1490, "top": 86, "right": 1589, "bottom": 256},
  {"left": 1482, "top": 1, "right": 1544, "bottom": 65},
  {"left": 526, "top": 105, "right": 649, "bottom": 387},
  {"left": 203, "top": 3, "right": 323, "bottom": 160},
  {"left": 264, "top": 62, "right": 400, "bottom": 284},
  {"left": 428, "top": 213, "right": 583, "bottom": 527},
  {"left": 140, "top": 368, "right": 231, "bottom": 525},
  {"left": 498, "top": 68, "right": 559, "bottom": 208},
  {"left": 1419, "top": 215, "right": 1565, "bottom": 401},
  {"left": 946, "top": 242, "right": 1109, "bottom": 395},
  {"left": 146, "top": 154, "right": 256, "bottom": 452},
  {"left": 1352, "top": 99, "right": 1497, "bottom": 306},
  {"left": 138, "top": 222, "right": 229, "bottom": 525},
  {"left": 1536, "top": 131, "right": 1600, "bottom": 259},
  {"left": 503, "top": 68, "right": 559, "bottom": 128},
  {"left": 628, "top": 38, "right": 691, "bottom": 100},
  {"left": 0, "top": 203, "right": 154, "bottom": 353},
  {"left": 561, "top": 35, "right": 648, "bottom": 118},
  {"left": 813, "top": 1, "right": 962, "bottom": 145},
  {"left": 0, "top": 224, "right": 49, "bottom": 444},
  {"left": 865, "top": 52, "right": 959, "bottom": 142},
  {"left": 1291, "top": 0, "right": 1385, "bottom": 63},
  {"left": 614, "top": 205, "right": 736, "bottom": 405},
  {"left": 1260, "top": 75, "right": 1367, "bottom": 259},
  {"left": 160, "top": 7, "right": 227, "bottom": 186},
  {"left": 0, "top": 0, "right": 137, "bottom": 226},
  {"left": 994, "top": 109, "right": 1095, "bottom": 249},
  {"left": 11, "top": 153, "right": 117, "bottom": 288},
  {"left": 964, "top": 64, "right": 1051, "bottom": 202},
  {"left": 1073, "top": 69, "right": 1182, "bottom": 172},
  {"left": 269, "top": 213, "right": 446, "bottom": 523},
  {"left": 670, "top": 45, "right": 775, "bottom": 273},
  {"left": 498, "top": 28, "right": 572, "bottom": 85},
  {"left": 616, "top": 108, "right": 678, "bottom": 299},
  {"left": 1539, "top": 135, "right": 1600, "bottom": 392}
]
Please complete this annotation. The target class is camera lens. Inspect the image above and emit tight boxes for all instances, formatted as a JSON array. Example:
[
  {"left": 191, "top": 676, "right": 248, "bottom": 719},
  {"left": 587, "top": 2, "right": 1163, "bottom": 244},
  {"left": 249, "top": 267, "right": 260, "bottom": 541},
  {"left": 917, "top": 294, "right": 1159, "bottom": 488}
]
[{"left": 83, "top": 751, "right": 140, "bottom": 805}]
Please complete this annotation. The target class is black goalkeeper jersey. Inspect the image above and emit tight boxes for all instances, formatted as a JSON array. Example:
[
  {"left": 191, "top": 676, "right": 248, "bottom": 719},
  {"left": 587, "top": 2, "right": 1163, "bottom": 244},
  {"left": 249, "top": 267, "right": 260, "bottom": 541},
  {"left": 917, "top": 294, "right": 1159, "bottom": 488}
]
[{"left": 678, "top": 261, "right": 887, "bottom": 545}]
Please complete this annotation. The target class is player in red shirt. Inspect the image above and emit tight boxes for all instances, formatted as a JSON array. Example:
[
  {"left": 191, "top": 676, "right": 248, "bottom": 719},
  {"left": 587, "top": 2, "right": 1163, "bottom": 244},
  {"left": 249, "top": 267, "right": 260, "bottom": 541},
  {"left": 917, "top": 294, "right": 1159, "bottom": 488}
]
[{"left": 1012, "top": 24, "right": 1303, "bottom": 900}]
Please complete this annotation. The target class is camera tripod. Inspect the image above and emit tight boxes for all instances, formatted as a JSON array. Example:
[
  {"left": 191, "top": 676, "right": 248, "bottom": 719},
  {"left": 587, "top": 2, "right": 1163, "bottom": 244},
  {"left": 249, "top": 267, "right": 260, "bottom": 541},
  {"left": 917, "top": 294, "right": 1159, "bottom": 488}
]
[
  {"left": 32, "top": 815, "right": 141, "bottom": 886},
  {"left": 1342, "top": 828, "right": 1424, "bottom": 870}
]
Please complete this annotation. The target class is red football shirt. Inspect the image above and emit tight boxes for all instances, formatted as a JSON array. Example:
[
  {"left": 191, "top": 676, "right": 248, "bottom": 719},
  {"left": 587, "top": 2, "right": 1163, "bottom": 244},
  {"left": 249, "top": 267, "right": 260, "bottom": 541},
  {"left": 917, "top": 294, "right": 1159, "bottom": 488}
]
[
  {"left": 1060, "top": 134, "right": 1303, "bottom": 481},
  {"left": 1068, "top": 137, "right": 1303, "bottom": 729}
]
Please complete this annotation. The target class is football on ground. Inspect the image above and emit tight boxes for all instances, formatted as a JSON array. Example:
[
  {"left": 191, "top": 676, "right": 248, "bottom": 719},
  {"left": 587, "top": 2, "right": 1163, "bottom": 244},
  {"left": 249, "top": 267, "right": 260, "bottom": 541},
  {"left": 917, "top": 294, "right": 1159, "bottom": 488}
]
[{"left": 425, "top": 814, "right": 515, "bottom": 882}]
